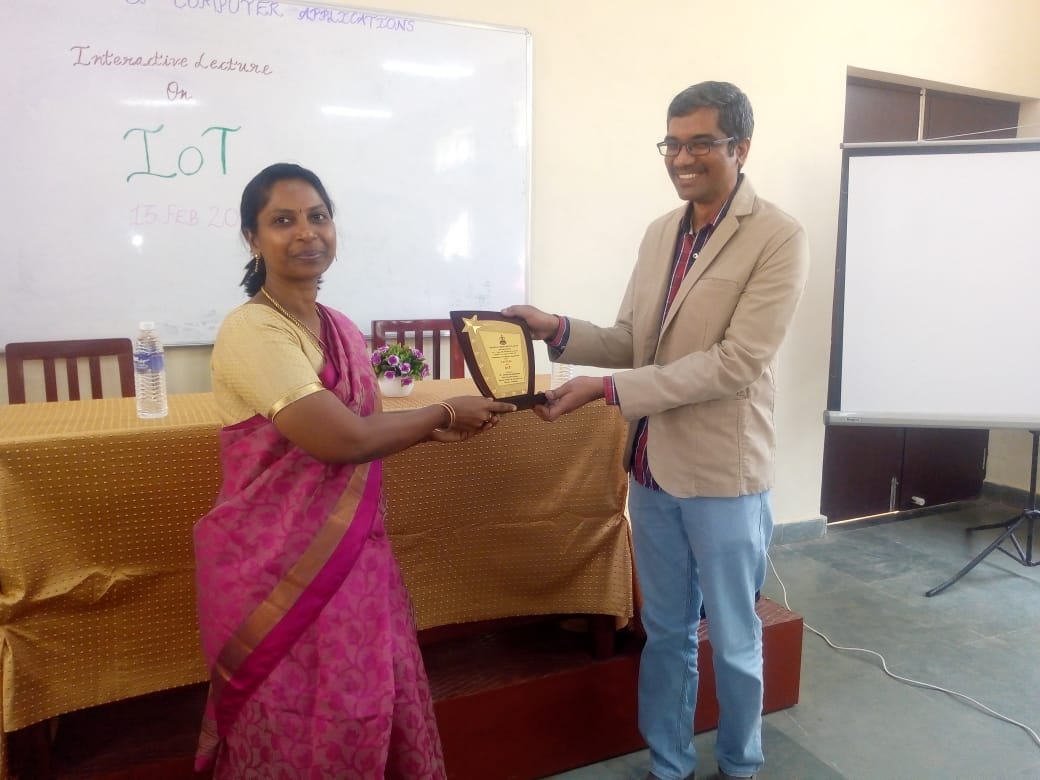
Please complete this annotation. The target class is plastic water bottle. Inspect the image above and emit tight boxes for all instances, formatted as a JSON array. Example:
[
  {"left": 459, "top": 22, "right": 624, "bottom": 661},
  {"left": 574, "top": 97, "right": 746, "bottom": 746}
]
[
  {"left": 134, "top": 322, "right": 168, "bottom": 418},
  {"left": 550, "top": 362, "right": 574, "bottom": 390}
]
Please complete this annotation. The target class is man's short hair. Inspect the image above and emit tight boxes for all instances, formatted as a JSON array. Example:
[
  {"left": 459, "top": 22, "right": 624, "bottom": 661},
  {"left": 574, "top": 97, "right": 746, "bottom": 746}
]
[{"left": 667, "top": 81, "right": 754, "bottom": 141}]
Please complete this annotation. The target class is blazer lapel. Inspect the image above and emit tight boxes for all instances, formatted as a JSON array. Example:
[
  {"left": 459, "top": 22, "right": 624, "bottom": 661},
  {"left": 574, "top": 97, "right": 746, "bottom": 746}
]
[
  {"left": 660, "top": 180, "right": 756, "bottom": 336},
  {"left": 646, "top": 206, "right": 685, "bottom": 326}
]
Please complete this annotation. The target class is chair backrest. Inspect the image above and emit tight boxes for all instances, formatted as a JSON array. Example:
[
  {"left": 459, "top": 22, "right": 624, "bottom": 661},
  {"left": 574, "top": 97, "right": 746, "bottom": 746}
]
[
  {"left": 5, "top": 338, "right": 135, "bottom": 404},
  {"left": 371, "top": 319, "right": 465, "bottom": 380}
]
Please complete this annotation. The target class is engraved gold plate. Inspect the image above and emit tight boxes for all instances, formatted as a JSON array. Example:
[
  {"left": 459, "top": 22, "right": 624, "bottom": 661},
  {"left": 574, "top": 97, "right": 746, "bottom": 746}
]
[{"left": 450, "top": 310, "right": 547, "bottom": 410}]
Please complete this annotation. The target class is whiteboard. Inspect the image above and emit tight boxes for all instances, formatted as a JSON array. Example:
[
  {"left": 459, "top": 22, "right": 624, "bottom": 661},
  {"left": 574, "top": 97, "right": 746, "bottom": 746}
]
[
  {"left": 826, "top": 139, "right": 1040, "bottom": 429},
  {"left": 0, "top": 1, "right": 530, "bottom": 345}
]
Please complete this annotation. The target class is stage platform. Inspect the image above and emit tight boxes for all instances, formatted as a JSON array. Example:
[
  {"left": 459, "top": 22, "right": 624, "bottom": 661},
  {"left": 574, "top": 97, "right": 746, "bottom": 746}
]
[
  {"left": 10, "top": 599, "right": 802, "bottom": 779},
  {"left": 429, "top": 598, "right": 803, "bottom": 779}
]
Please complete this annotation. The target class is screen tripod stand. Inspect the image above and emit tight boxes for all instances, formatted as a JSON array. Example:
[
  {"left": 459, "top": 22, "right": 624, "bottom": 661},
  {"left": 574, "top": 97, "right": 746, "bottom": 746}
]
[{"left": 926, "top": 429, "right": 1040, "bottom": 597}]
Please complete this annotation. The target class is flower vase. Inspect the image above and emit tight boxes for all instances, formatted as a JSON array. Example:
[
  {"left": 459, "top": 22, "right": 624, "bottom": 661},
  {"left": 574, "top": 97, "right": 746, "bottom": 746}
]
[{"left": 378, "top": 377, "right": 415, "bottom": 397}]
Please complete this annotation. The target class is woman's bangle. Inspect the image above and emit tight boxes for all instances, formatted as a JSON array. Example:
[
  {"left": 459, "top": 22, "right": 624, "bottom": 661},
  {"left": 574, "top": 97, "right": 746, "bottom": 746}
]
[{"left": 434, "top": 401, "right": 456, "bottom": 431}]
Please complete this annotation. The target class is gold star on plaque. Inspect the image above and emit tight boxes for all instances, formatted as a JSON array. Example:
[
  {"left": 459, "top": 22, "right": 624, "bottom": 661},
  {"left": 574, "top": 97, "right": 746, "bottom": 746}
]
[{"left": 462, "top": 315, "right": 483, "bottom": 335}]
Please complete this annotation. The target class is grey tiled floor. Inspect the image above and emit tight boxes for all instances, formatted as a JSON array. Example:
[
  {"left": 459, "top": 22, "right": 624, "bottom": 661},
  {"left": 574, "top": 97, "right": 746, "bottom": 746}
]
[{"left": 544, "top": 501, "right": 1040, "bottom": 780}]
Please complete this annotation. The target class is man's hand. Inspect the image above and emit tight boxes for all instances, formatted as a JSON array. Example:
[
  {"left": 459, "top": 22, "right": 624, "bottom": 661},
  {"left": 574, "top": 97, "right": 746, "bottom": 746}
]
[
  {"left": 427, "top": 427, "right": 472, "bottom": 443},
  {"left": 533, "top": 376, "right": 604, "bottom": 422},
  {"left": 502, "top": 305, "right": 559, "bottom": 341}
]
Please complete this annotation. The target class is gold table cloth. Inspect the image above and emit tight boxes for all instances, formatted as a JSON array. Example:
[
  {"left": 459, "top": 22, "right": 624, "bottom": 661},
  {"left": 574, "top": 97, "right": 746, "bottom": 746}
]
[
  {"left": 0, "top": 380, "right": 632, "bottom": 748},
  {"left": 381, "top": 379, "right": 633, "bottom": 631}
]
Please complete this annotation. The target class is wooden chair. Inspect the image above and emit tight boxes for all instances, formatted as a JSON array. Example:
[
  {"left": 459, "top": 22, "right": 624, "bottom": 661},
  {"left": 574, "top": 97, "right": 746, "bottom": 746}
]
[
  {"left": 371, "top": 319, "right": 465, "bottom": 379},
  {"left": 5, "top": 338, "right": 135, "bottom": 404}
]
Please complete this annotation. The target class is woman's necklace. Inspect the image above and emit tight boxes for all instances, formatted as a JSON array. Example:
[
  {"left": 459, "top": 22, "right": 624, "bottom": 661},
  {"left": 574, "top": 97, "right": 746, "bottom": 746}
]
[{"left": 260, "top": 286, "right": 326, "bottom": 352}]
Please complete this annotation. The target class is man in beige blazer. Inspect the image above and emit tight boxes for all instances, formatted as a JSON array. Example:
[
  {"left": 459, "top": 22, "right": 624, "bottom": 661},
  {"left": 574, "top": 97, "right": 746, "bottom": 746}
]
[{"left": 506, "top": 82, "right": 808, "bottom": 780}]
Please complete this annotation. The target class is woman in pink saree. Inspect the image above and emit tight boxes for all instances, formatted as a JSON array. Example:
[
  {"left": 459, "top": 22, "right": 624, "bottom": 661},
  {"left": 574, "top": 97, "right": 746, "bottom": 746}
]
[{"left": 194, "top": 163, "right": 514, "bottom": 778}]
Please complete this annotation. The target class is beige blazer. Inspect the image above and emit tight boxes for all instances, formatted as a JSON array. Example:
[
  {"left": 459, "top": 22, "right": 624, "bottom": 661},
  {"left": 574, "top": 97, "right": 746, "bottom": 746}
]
[{"left": 559, "top": 177, "right": 809, "bottom": 498}]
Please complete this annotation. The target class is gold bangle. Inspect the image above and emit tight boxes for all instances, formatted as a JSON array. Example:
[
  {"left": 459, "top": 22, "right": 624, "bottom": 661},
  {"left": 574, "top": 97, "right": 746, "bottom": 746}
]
[{"left": 434, "top": 401, "right": 456, "bottom": 432}]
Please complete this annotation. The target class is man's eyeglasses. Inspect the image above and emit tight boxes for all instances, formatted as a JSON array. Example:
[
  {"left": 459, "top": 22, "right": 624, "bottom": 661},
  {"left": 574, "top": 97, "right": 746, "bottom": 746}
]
[{"left": 656, "top": 136, "right": 735, "bottom": 157}]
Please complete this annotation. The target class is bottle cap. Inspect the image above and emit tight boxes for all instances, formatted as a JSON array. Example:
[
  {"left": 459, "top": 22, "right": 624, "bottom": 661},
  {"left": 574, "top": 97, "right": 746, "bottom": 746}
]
[{"left": 139, "top": 321, "right": 155, "bottom": 330}]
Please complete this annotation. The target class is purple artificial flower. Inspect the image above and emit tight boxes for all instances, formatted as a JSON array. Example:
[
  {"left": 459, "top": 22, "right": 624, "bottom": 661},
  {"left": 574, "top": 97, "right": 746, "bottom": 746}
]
[
  {"left": 387, "top": 354, "right": 400, "bottom": 367},
  {"left": 400, "top": 362, "right": 411, "bottom": 374},
  {"left": 421, "top": 364, "right": 431, "bottom": 378},
  {"left": 371, "top": 352, "right": 381, "bottom": 366},
  {"left": 413, "top": 349, "right": 425, "bottom": 360},
  {"left": 401, "top": 376, "right": 414, "bottom": 386},
  {"left": 383, "top": 369, "right": 398, "bottom": 380}
]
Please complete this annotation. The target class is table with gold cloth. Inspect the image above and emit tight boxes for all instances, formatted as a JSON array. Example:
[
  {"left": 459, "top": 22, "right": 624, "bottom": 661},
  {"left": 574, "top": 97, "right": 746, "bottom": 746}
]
[{"left": 0, "top": 378, "right": 632, "bottom": 760}]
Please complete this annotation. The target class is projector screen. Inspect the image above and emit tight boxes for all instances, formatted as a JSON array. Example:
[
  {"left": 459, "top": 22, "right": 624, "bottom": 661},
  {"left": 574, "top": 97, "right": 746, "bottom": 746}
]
[{"left": 826, "top": 139, "right": 1040, "bottom": 430}]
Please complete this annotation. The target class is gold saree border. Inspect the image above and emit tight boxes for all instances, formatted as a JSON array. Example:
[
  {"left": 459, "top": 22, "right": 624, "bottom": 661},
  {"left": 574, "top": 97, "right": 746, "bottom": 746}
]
[
  {"left": 268, "top": 381, "right": 325, "bottom": 418},
  {"left": 208, "top": 461, "right": 373, "bottom": 718}
]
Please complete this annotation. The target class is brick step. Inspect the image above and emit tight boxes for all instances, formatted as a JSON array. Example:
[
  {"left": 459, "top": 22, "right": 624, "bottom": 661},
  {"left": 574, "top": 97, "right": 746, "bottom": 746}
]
[{"left": 427, "top": 598, "right": 804, "bottom": 780}]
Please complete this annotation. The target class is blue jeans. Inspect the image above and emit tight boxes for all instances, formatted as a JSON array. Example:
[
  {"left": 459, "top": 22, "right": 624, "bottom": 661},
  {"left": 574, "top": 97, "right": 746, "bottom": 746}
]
[{"left": 628, "top": 479, "right": 773, "bottom": 780}]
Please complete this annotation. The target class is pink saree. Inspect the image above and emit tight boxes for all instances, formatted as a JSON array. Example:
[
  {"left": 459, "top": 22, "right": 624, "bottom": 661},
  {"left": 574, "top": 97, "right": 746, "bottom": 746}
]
[{"left": 193, "top": 306, "right": 445, "bottom": 779}]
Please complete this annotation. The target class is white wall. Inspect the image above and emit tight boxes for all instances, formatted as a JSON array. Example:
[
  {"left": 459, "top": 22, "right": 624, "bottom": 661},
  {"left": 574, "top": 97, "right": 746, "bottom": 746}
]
[{"left": 5, "top": 0, "right": 1040, "bottom": 520}]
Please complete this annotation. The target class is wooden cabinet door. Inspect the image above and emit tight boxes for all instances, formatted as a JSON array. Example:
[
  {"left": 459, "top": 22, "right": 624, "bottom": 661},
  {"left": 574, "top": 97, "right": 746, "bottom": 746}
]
[
  {"left": 899, "top": 428, "right": 988, "bottom": 510},
  {"left": 821, "top": 426, "right": 905, "bottom": 521}
]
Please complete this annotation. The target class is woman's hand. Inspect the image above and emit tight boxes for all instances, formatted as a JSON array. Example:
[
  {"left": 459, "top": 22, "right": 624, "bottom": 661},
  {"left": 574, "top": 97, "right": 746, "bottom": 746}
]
[{"left": 444, "top": 395, "right": 517, "bottom": 434}]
